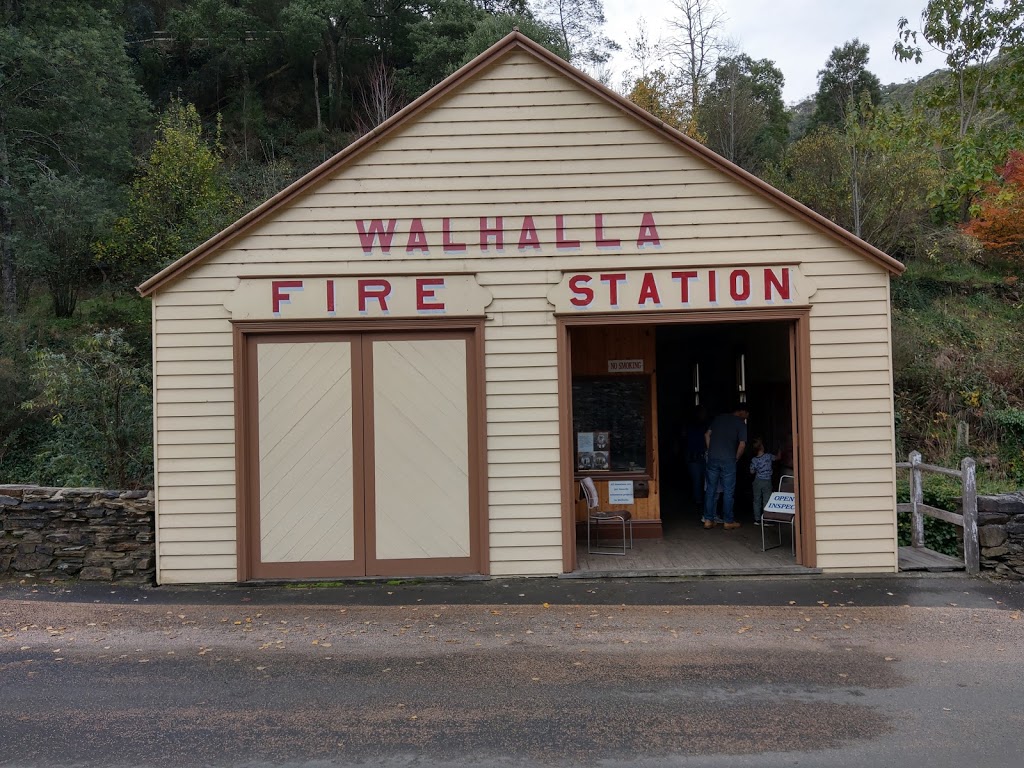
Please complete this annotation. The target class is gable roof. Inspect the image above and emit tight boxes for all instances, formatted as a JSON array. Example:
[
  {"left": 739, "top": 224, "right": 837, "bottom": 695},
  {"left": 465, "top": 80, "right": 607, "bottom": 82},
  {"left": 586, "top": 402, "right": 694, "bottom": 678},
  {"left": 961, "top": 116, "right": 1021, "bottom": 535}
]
[{"left": 138, "top": 32, "right": 904, "bottom": 296}]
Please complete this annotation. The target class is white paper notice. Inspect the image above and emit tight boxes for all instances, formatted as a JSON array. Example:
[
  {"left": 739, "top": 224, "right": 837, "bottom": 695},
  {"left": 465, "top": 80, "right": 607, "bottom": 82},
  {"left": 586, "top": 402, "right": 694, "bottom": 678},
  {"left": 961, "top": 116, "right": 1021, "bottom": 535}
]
[{"left": 608, "top": 481, "right": 635, "bottom": 505}]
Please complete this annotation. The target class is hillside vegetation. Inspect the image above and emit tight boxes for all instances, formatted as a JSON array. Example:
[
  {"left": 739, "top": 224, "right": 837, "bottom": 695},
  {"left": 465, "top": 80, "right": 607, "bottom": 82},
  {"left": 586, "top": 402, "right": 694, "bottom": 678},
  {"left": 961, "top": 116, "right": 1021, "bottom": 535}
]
[{"left": 0, "top": 0, "right": 1022, "bottom": 492}]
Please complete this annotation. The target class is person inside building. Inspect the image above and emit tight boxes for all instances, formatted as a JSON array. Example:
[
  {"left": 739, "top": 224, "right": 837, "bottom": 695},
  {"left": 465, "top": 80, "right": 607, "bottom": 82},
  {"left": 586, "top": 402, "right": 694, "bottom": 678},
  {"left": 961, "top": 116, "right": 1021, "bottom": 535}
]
[
  {"left": 702, "top": 403, "right": 749, "bottom": 530},
  {"left": 749, "top": 437, "right": 775, "bottom": 526}
]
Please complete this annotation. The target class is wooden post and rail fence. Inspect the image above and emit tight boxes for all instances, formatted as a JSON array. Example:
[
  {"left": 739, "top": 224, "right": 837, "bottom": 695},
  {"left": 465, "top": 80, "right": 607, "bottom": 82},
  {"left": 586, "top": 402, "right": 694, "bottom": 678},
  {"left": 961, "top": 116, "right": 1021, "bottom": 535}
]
[{"left": 895, "top": 451, "right": 979, "bottom": 575}]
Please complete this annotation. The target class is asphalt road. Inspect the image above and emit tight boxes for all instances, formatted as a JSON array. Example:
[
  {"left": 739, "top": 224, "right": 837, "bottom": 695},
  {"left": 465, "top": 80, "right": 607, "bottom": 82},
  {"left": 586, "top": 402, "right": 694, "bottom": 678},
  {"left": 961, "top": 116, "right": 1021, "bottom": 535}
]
[{"left": 1, "top": 574, "right": 1023, "bottom": 768}]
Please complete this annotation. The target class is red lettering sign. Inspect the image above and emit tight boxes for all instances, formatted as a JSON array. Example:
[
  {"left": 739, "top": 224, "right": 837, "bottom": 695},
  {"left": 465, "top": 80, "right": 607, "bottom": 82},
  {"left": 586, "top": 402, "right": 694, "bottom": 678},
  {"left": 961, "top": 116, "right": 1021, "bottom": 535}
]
[
  {"left": 442, "top": 217, "right": 466, "bottom": 253},
  {"left": 416, "top": 277, "right": 446, "bottom": 311},
  {"left": 555, "top": 215, "right": 580, "bottom": 250},
  {"left": 638, "top": 272, "right": 661, "bottom": 305},
  {"left": 479, "top": 217, "right": 504, "bottom": 250},
  {"left": 272, "top": 280, "right": 304, "bottom": 315},
  {"left": 406, "top": 218, "right": 429, "bottom": 253},
  {"left": 569, "top": 274, "right": 594, "bottom": 307},
  {"left": 326, "top": 279, "right": 336, "bottom": 314},
  {"left": 595, "top": 214, "right": 620, "bottom": 248},
  {"left": 672, "top": 271, "right": 698, "bottom": 303},
  {"left": 708, "top": 270, "right": 717, "bottom": 303},
  {"left": 600, "top": 273, "right": 627, "bottom": 306},
  {"left": 765, "top": 267, "right": 791, "bottom": 301},
  {"left": 730, "top": 269, "right": 751, "bottom": 301},
  {"left": 356, "top": 219, "right": 398, "bottom": 254},
  {"left": 357, "top": 279, "right": 392, "bottom": 312},
  {"left": 636, "top": 212, "right": 661, "bottom": 248},
  {"left": 518, "top": 216, "right": 541, "bottom": 250}
]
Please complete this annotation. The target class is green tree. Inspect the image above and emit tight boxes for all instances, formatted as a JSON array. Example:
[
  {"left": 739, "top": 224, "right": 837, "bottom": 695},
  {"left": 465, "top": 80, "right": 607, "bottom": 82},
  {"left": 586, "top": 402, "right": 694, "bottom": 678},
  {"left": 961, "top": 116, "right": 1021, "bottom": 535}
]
[
  {"left": 895, "top": 0, "right": 1024, "bottom": 221},
  {"left": 281, "top": 0, "right": 371, "bottom": 131},
  {"left": 533, "top": 0, "right": 620, "bottom": 71},
  {"left": 0, "top": 0, "right": 148, "bottom": 315},
  {"left": 698, "top": 53, "right": 788, "bottom": 173},
  {"left": 627, "top": 69, "right": 687, "bottom": 130},
  {"left": 810, "top": 39, "right": 883, "bottom": 131},
  {"left": 767, "top": 106, "right": 938, "bottom": 258},
  {"left": 98, "top": 100, "right": 240, "bottom": 285},
  {"left": 461, "top": 11, "right": 570, "bottom": 61},
  {"left": 896, "top": 0, "right": 1024, "bottom": 137},
  {"left": 19, "top": 175, "right": 119, "bottom": 317},
  {"left": 22, "top": 329, "right": 152, "bottom": 488},
  {"left": 403, "top": 0, "right": 487, "bottom": 95},
  {"left": 767, "top": 129, "right": 851, "bottom": 229},
  {"left": 168, "top": 0, "right": 280, "bottom": 158}
]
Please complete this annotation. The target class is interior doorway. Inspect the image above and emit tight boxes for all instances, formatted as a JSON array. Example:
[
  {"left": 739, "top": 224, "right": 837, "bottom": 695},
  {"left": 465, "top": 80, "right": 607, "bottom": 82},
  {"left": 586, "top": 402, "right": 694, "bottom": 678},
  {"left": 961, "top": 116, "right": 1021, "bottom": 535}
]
[
  {"left": 563, "top": 312, "right": 811, "bottom": 575},
  {"left": 656, "top": 321, "right": 793, "bottom": 532}
]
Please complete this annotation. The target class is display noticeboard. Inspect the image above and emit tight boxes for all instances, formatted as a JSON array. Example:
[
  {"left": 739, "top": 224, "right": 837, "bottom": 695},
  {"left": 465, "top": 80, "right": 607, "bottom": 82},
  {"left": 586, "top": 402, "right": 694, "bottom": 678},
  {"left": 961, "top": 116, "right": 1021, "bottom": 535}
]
[
  {"left": 577, "top": 430, "right": 610, "bottom": 471},
  {"left": 572, "top": 378, "right": 648, "bottom": 473}
]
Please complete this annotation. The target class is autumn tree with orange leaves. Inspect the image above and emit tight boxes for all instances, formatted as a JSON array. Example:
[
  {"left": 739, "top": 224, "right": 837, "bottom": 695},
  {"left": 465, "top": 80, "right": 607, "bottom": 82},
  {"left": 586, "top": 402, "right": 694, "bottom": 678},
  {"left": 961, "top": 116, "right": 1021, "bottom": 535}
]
[{"left": 963, "top": 150, "right": 1024, "bottom": 254}]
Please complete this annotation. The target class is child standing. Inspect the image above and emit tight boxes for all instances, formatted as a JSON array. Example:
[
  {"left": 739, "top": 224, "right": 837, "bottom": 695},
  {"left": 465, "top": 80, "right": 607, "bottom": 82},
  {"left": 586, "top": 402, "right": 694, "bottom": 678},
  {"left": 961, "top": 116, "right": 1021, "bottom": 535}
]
[{"left": 749, "top": 438, "right": 774, "bottom": 525}]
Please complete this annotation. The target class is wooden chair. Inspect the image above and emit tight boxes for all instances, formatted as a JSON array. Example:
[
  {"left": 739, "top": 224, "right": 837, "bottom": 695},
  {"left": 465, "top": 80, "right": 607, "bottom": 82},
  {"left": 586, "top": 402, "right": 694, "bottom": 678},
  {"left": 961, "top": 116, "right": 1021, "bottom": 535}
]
[
  {"left": 581, "top": 477, "right": 633, "bottom": 556},
  {"left": 761, "top": 475, "right": 796, "bottom": 555}
]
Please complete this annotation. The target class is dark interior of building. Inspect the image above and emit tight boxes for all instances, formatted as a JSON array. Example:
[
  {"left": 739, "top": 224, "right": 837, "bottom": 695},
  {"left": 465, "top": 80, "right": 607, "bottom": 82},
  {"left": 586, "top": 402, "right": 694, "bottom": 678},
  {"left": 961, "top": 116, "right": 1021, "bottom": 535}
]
[{"left": 655, "top": 320, "right": 793, "bottom": 534}]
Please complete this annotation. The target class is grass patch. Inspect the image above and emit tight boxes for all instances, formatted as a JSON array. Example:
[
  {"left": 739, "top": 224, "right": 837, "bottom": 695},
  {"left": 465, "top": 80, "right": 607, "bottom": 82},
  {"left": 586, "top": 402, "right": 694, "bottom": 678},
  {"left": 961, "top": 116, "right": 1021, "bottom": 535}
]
[{"left": 892, "top": 255, "right": 1024, "bottom": 483}]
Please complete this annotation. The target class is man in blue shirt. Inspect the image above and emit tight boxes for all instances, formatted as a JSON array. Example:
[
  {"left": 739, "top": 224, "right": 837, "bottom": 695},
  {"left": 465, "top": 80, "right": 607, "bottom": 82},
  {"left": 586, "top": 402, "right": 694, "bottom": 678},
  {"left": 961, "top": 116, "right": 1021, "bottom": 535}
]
[{"left": 703, "top": 404, "right": 749, "bottom": 529}]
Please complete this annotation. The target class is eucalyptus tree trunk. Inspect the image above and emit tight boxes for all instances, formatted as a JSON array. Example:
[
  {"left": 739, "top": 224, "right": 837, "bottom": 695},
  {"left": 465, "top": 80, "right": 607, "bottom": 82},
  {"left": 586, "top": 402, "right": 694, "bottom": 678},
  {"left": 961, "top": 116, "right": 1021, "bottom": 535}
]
[
  {"left": 325, "top": 31, "right": 338, "bottom": 128},
  {"left": 313, "top": 56, "right": 322, "bottom": 131},
  {"left": 0, "top": 119, "right": 16, "bottom": 316},
  {"left": 850, "top": 140, "right": 862, "bottom": 239}
]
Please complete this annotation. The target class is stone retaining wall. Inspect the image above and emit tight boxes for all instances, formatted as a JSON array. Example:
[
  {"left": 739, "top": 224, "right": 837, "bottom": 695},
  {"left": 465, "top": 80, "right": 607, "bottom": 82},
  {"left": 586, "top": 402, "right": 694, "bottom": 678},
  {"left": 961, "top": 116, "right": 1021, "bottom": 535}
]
[
  {"left": 0, "top": 485, "right": 154, "bottom": 583},
  {"left": 2, "top": 483, "right": 1021, "bottom": 582},
  {"left": 976, "top": 492, "right": 1024, "bottom": 579}
]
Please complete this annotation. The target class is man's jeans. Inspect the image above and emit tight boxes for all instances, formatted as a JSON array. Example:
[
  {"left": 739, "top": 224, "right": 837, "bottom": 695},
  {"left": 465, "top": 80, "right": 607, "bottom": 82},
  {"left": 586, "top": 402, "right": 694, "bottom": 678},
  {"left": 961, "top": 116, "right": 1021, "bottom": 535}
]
[{"left": 703, "top": 457, "right": 737, "bottom": 523}]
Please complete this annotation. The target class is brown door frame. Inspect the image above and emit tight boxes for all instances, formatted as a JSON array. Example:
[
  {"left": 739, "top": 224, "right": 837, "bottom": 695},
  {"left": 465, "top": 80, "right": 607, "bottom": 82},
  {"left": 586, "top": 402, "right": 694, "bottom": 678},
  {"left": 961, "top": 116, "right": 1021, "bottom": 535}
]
[
  {"left": 557, "top": 308, "right": 816, "bottom": 572},
  {"left": 233, "top": 318, "right": 488, "bottom": 582}
]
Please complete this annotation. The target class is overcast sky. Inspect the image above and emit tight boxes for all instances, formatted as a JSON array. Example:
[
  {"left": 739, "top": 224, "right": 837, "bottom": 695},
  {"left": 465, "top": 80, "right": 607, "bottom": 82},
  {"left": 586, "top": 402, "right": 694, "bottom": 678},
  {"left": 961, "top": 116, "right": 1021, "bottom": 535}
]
[{"left": 602, "top": 0, "right": 949, "bottom": 104}]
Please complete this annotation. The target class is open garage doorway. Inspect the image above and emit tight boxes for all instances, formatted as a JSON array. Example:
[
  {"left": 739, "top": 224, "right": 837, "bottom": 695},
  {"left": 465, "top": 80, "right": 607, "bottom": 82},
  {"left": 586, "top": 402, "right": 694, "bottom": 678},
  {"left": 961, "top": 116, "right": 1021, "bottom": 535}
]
[
  {"left": 656, "top": 321, "right": 794, "bottom": 532},
  {"left": 564, "top": 312, "right": 816, "bottom": 576}
]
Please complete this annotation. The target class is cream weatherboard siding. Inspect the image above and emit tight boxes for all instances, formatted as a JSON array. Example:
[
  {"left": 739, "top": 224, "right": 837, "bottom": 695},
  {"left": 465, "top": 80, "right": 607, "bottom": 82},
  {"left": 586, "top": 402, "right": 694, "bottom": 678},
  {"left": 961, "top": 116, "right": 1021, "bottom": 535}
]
[{"left": 151, "top": 49, "right": 897, "bottom": 583}]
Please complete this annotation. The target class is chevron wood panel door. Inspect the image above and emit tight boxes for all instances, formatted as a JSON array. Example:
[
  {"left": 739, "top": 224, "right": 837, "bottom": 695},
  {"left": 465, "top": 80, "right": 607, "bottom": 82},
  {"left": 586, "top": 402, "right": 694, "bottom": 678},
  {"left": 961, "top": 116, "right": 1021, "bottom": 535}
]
[
  {"left": 252, "top": 338, "right": 363, "bottom": 578},
  {"left": 366, "top": 334, "right": 478, "bottom": 575}
]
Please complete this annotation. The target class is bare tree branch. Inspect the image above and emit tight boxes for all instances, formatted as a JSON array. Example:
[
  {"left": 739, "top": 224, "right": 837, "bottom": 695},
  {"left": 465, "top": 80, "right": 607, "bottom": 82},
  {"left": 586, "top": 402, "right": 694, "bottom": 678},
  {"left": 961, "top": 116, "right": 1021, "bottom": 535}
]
[{"left": 663, "top": 0, "right": 727, "bottom": 123}]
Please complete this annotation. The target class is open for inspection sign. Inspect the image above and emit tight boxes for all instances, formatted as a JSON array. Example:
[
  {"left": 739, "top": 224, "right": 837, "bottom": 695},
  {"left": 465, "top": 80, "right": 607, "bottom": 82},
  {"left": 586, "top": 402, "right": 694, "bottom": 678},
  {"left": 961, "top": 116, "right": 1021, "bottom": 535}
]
[{"left": 764, "top": 492, "right": 795, "bottom": 514}]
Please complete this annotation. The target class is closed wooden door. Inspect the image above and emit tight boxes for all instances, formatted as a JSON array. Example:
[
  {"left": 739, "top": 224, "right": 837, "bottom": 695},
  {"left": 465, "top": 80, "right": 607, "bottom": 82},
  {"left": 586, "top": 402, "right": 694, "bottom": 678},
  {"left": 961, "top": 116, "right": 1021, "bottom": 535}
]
[
  {"left": 248, "top": 336, "right": 364, "bottom": 579},
  {"left": 364, "top": 335, "right": 476, "bottom": 576},
  {"left": 243, "top": 330, "right": 479, "bottom": 580}
]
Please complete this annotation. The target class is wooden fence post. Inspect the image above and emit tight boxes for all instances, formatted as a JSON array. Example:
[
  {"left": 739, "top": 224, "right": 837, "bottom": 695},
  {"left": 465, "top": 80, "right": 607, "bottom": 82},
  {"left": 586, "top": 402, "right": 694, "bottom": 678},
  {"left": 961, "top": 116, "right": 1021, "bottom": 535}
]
[
  {"left": 961, "top": 457, "right": 979, "bottom": 575},
  {"left": 910, "top": 450, "right": 924, "bottom": 549}
]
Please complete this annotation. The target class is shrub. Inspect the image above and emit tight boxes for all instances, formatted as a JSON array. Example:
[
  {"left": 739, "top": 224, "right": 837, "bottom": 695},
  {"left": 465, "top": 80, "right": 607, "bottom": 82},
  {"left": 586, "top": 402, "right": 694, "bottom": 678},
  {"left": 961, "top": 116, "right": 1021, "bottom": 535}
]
[{"left": 22, "top": 329, "right": 152, "bottom": 488}]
